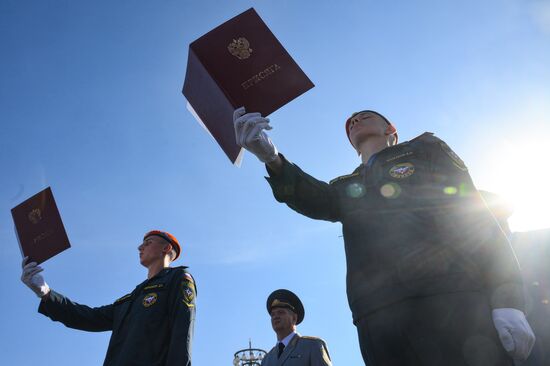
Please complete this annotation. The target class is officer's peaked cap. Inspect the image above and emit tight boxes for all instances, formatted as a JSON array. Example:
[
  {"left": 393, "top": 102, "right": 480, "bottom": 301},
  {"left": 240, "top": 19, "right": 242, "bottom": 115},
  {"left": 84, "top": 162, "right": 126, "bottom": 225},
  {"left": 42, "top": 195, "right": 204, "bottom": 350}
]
[{"left": 266, "top": 289, "right": 305, "bottom": 325}]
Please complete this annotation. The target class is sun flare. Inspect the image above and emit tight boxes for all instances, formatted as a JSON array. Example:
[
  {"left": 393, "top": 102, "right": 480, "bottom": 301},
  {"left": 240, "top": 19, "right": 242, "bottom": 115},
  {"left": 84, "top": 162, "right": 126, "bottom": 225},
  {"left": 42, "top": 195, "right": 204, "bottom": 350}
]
[{"left": 476, "top": 141, "right": 550, "bottom": 233}]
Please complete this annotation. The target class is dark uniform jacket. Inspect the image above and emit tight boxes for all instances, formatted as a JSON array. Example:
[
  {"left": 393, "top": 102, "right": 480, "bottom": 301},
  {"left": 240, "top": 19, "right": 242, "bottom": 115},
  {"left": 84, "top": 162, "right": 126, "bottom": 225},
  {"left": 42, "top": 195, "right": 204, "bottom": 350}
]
[
  {"left": 261, "top": 333, "right": 332, "bottom": 366},
  {"left": 38, "top": 266, "right": 196, "bottom": 366},
  {"left": 266, "top": 133, "right": 524, "bottom": 323}
]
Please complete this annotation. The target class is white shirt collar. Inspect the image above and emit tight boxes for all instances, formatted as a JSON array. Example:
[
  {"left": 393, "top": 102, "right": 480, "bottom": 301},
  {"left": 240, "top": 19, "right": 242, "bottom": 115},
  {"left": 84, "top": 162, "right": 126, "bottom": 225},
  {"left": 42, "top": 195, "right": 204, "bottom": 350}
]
[{"left": 278, "top": 331, "right": 297, "bottom": 347}]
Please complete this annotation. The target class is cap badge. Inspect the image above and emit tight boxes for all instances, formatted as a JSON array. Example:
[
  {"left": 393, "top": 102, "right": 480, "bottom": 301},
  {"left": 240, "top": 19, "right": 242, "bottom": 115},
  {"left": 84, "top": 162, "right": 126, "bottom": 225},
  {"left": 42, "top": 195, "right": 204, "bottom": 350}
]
[
  {"left": 142, "top": 293, "right": 158, "bottom": 307},
  {"left": 271, "top": 299, "right": 294, "bottom": 310},
  {"left": 389, "top": 163, "right": 415, "bottom": 179}
]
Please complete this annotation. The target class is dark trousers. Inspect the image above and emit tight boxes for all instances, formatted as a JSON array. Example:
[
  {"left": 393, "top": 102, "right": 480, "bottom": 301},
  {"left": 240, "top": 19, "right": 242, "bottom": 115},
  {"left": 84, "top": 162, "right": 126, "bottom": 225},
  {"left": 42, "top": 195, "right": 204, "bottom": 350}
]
[{"left": 356, "top": 292, "right": 513, "bottom": 366}]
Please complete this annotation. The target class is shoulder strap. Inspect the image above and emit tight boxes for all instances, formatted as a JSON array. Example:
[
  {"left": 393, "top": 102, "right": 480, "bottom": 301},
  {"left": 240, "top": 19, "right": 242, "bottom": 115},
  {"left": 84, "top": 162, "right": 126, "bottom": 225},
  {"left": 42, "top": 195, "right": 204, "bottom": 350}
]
[{"left": 330, "top": 166, "right": 362, "bottom": 185}]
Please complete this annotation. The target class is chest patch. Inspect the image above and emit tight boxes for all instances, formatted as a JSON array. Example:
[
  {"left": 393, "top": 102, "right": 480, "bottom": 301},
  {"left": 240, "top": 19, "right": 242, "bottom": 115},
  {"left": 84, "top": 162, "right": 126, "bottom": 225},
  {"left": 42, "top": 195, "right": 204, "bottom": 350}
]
[
  {"left": 142, "top": 292, "right": 158, "bottom": 307},
  {"left": 389, "top": 163, "right": 415, "bottom": 179}
]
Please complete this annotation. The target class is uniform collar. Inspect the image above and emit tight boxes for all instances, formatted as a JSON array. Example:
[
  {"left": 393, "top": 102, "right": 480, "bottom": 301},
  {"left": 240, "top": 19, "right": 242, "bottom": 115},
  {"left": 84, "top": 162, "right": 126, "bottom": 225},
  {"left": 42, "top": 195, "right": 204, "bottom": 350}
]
[
  {"left": 145, "top": 266, "right": 173, "bottom": 283},
  {"left": 358, "top": 148, "right": 386, "bottom": 175},
  {"left": 150, "top": 265, "right": 189, "bottom": 281},
  {"left": 359, "top": 140, "right": 409, "bottom": 173},
  {"left": 278, "top": 331, "right": 298, "bottom": 347}
]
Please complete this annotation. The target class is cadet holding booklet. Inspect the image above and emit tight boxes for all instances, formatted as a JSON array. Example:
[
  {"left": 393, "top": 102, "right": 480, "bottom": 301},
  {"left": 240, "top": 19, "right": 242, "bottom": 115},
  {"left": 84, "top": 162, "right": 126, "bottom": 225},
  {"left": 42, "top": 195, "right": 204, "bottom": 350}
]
[
  {"left": 234, "top": 107, "right": 535, "bottom": 366},
  {"left": 21, "top": 230, "right": 196, "bottom": 366}
]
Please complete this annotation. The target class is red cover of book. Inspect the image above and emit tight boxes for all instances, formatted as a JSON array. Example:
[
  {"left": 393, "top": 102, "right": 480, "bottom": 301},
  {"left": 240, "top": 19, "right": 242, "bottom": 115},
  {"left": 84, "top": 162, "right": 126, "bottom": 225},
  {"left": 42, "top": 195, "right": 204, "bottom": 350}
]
[
  {"left": 11, "top": 187, "right": 71, "bottom": 264},
  {"left": 183, "top": 8, "right": 314, "bottom": 164}
]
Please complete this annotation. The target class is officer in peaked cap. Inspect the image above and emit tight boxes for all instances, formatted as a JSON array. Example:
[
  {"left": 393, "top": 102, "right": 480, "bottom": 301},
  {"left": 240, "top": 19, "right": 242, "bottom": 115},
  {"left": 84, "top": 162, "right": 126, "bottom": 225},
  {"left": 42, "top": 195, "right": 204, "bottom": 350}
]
[
  {"left": 22, "top": 230, "right": 196, "bottom": 366},
  {"left": 261, "top": 289, "right": 331, "bottom": 366}
]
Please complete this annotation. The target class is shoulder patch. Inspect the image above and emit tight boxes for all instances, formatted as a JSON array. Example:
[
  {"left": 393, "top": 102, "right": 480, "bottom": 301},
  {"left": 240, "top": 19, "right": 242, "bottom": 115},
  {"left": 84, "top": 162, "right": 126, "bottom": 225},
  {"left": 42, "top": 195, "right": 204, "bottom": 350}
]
[
  {"left": 182, "top": 272, "right": 194, "bottom": 283},
  {"left": 439, "top": 141, "right": 467, "bottom": 171},
  {"left": 171, "top": 267, "right": 194, "bottom": 282},
  {"left": 181, "top": 272, "right": 197, "bottom": 294},
  {"left": 180, "top": 273, "right": 197, "bottom": 307},
  {"left": 181, "top": 281, "right": 196, "bottom": 307}
]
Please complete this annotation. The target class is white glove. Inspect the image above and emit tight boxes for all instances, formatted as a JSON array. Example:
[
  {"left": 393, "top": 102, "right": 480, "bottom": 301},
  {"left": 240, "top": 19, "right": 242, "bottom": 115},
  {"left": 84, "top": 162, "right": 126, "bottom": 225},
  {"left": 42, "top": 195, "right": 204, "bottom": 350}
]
[
  {"left": 21, "top": 257, "right": 50, "bottom": 298},
  {"left": 233, "top": 107, "right": 278, "bottom": 163},
  {"left": 492, "top": 308, "right": 535, "bottom": 362}
]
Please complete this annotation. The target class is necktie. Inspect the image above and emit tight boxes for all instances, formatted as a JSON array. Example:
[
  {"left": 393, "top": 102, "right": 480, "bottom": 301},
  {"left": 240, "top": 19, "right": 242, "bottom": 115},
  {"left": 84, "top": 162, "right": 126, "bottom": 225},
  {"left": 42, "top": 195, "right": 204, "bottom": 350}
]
[{"left": 277, "top": 342, "right": 285, "bottom": 358}]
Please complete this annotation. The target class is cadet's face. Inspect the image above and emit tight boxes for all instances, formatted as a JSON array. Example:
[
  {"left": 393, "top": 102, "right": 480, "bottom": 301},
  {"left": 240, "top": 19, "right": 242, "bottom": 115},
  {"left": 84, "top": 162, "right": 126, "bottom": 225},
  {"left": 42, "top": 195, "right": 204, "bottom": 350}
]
[
  {"left": 138, "top": 236, "right": 169, "bottom": 267},
  {"left": 348, "top": 111, "right": 389, "bottom": 147},
  {"left": 270, "top": 307, "right": 297, "bottom": 333}
]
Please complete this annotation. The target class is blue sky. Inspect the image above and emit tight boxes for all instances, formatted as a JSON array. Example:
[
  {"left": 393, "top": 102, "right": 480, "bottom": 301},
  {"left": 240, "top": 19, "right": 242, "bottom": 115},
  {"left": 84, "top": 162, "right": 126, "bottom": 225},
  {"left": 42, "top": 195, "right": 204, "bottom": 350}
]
[{"left": 1, "top": 0, "right": 550, "bottom": 365}]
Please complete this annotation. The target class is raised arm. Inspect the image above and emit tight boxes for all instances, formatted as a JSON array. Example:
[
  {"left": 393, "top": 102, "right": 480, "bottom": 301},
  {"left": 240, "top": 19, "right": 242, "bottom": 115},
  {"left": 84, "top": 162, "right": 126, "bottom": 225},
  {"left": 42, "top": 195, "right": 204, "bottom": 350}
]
[
  {"left": 38, "top": 290, "right": 114, "bottom": 332},
  {"left": 21, "top": 257, "right": 113, "bottom": 331},
  {"left": 234, "top": 107, "right": 340, "bottom": 222}
]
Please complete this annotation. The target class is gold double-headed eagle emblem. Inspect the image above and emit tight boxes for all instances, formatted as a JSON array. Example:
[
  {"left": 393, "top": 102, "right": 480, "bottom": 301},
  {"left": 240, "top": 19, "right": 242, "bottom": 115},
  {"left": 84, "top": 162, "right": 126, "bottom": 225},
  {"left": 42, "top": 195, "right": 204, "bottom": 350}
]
[
  {"left": 28, "top": 208, "right": 42, "bottom": 224},
  {"left": 227, "top": 37, "right": 253, "bottom": 60}
]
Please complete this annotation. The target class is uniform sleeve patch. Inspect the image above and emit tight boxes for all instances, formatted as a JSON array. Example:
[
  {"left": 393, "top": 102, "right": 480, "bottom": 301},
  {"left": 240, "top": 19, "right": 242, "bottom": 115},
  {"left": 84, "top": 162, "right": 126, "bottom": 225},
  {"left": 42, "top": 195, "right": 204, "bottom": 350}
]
[
  {"left": 181, "top": 279, "right": 196, "bottom": 307},
  {"left": 439, "top": 141, "right": 467, "bottom": 171},
  {"left": 183, "top": 273, "right": 194, "bottom": 283}
]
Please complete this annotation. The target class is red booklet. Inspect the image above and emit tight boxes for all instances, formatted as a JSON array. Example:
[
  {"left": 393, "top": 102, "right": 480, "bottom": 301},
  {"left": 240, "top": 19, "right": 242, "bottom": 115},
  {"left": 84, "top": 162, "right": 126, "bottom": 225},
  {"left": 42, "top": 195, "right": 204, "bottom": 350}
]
[
  {"left": 183, "top": 8, "right": 314, "bottom": 164},
  {"left": 11, "top": 187, "right": 71, "bottom": 264}
]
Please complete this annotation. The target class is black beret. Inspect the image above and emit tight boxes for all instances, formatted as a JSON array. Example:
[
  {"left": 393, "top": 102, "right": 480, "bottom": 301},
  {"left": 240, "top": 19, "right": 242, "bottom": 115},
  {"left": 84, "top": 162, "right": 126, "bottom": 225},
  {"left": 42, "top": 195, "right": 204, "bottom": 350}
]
[{"left": 266, "top": 289, "right": 305, "bottom": 325}]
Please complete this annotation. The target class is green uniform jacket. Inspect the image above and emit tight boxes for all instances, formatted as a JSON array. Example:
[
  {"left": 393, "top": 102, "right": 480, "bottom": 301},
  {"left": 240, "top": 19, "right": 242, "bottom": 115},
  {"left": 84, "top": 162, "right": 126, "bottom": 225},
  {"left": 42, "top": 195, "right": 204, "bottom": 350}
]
[
  {"left": 266, "top": 133, "right": 524, "bottom": 323},
  {"left": 261, "top": 334, "right": 332, "bottom": 366},
  {"left": 38, "top": 266, "right": 196, "bottom": 366}
]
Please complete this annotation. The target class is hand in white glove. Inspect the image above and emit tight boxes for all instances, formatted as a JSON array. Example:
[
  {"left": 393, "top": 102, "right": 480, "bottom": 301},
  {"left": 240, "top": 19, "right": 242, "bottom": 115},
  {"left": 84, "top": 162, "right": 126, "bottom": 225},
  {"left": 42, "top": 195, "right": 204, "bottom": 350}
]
[
  {"left": 492, "top": 308, "right": 535, "bottom": 362},
  {"left": 233, "top": 107, "right": 278, "bottom": 163},
  {"left": 21, "top": 257, "right": 50, "bottom": 298}
]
